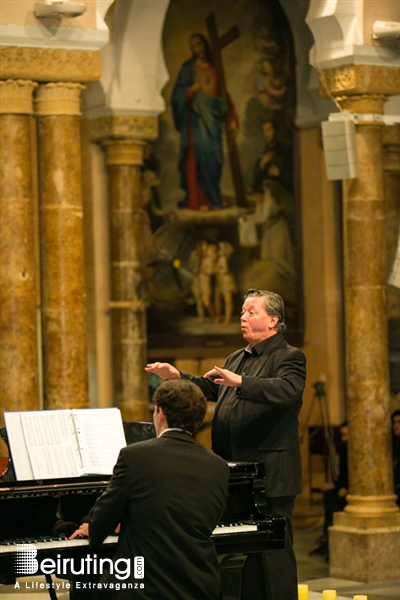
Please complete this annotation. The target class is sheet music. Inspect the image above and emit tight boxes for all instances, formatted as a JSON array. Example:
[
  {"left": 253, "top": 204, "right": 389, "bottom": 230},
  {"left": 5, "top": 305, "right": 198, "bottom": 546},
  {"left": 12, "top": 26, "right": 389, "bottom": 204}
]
[
  {"left": 3, "top": 412, "right": 34, "bottom": 480},
  {"left": 72, "top": 408, "right": 126, "bottom": 475},
  {"left": 4, "top": 408, "right": 127, "bottom": 480},
  {"left": 20, "top": 411, "right": 82, "bottom": 479}
]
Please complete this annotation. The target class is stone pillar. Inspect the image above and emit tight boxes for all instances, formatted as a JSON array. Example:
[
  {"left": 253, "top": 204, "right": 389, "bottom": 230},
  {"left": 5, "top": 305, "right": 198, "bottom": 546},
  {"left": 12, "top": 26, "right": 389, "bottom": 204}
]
[
  {"left": 35, "top": 82, "right": 89, "bottom": 409},
  {"left": 0, "top": 79, "right": 40, "bottom": 416},
  {"left": 318, "top": 71, "right": 400, "bottom": 580},
  {"left": 104, "top": 140, "right": 149, "bottom": 421},
  {"left": 89, "top": 115, "right": 158, "bottom": 421}
]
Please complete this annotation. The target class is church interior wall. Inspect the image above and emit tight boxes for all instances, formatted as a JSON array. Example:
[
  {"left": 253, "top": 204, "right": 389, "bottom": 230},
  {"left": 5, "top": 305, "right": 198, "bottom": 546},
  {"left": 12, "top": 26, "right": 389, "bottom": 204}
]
[
  {"left": 363, "top": 0, "right": 400, "bottom": 48},
  {"left": 1, "top": 0, "right": 399, "bottom": 492},
  {"left": 75, "top": 1, "right": 346, "bottom": 432},
  {"left": 0, "top": 0, "right": 97, "bottom": 28}
]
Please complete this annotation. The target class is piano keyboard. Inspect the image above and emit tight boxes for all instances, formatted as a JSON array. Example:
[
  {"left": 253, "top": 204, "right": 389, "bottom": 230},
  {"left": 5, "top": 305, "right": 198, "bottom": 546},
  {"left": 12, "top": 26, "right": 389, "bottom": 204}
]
[
  {"left": 212, "top": 523, "right": 258, "bottom": 534},
  {"left": 0, "top": 536, "right": 118, "bottom": 554},
  {"left": 0, "top": 524, "right": 258, "bottom": 553}
]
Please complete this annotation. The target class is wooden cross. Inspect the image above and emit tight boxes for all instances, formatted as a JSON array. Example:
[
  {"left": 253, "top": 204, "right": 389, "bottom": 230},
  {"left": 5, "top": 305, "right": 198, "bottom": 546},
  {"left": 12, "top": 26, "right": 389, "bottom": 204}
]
[{"left": 206, "top": 12, "right": 247, "bottom": 208}]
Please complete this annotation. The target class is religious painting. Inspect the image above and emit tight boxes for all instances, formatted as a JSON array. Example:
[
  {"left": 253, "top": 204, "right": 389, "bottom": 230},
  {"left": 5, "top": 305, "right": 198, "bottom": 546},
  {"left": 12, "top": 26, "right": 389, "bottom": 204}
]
[{"left": 143, "top": 0, "right": 303, "bottom": 355}]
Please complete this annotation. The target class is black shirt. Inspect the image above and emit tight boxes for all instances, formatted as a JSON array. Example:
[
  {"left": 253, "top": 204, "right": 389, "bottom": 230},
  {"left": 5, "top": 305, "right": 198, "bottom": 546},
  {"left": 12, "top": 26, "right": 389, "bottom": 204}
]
[{"left": 212, "top": 335, "right": 279, "bottom": 460}]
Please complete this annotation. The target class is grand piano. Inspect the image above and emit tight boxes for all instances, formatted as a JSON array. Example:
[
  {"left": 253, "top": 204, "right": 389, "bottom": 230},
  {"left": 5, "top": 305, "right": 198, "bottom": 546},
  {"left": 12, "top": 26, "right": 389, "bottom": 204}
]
[{"left": 0, "top": 422, "right": 285, "bottom": 600}]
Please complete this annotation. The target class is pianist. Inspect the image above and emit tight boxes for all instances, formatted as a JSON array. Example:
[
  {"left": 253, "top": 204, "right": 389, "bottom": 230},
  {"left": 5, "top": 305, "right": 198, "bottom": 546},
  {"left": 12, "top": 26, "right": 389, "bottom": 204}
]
[
  {"left": 146, "top": 289, "right": 307, "bottom": 600},
  {"left": 69, "top": 379, "right": 229, "bottom": 600}
]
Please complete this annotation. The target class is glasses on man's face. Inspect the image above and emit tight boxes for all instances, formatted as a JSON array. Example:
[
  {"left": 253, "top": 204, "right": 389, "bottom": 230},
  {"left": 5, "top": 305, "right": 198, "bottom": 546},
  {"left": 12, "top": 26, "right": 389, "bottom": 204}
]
[{"left": 393, "top": 419, "right": 400, "bottom": 425}]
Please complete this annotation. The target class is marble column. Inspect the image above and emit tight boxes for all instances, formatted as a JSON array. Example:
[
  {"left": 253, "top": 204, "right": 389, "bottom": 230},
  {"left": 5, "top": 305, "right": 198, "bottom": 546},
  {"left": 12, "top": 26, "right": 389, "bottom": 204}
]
[
  {"left": 0, "top": 79, "right": 40, "bottom": 416},
  {"left": 35, "top": 82, "right": 89, "bottom": 409},
  {"left": 89, "top": 115, "right": 158, "bottom": 421},
  {"left": 326, "top": 92, "right": 400, "bottom": 580},
  {"left": 102, "top": 140, "right": 150, "bottom": 422}
]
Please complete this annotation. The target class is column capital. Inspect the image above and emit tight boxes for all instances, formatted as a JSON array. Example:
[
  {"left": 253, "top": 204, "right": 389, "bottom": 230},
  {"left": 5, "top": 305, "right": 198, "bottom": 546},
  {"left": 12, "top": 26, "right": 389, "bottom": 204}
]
[
  {"left": 35, "top": 82, "right": 85, "bottom": 117},
  {"left": 319, "top": 64, "right": 400, "bottom": 99},
  {"left": 0, "top": 79, "right": 38, "bottom": 115},
  {"left": 88, "top": 114, "right": 159, "bottom": 145},
  {"left": 0, "top": 47, "right": 100, "bottom": 83},
  {"left": 335, "top": 94, "right": 387, "bottom": 118},
  {"left": 102, "top": 139, "right": 145, "bottom": 167}
]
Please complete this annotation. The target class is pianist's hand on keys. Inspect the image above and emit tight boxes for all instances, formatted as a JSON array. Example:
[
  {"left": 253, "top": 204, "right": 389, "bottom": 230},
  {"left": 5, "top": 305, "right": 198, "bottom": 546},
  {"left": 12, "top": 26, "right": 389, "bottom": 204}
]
[
  {"left": 69, "top": 523, "right": 89, "bottom": 540},
  {"left": 68, "top": 522, "right": 120, "bottom": 540}
]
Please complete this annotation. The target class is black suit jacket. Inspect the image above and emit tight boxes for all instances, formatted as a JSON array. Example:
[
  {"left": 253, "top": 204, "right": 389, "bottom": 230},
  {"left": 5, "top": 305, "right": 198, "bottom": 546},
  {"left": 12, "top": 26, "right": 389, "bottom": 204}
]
[
  {"left": 88, "top": 430, "right": 229, "bottom": 600},
  {"left": 182, "top": 333, "right": 306, "bottom": 497}
]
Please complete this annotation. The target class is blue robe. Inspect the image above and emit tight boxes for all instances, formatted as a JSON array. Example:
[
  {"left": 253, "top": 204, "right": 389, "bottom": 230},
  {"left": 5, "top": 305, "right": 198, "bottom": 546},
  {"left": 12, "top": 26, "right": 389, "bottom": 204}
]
[{"left": 171, "top": 60, "right": 226, "bottom": 209}]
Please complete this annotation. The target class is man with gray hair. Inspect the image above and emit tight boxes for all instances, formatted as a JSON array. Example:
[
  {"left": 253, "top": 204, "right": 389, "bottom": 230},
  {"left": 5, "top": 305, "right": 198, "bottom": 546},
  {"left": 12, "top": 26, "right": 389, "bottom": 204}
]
[{"left": 146, "top": 289, "right": 306, "bottom": 600}]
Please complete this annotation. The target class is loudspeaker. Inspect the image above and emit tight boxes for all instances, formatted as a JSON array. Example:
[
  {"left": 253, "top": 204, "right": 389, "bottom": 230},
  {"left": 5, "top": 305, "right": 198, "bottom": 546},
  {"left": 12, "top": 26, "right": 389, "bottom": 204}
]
[{"left": 321, "top": 114, "right": 359, "bottom": 181}]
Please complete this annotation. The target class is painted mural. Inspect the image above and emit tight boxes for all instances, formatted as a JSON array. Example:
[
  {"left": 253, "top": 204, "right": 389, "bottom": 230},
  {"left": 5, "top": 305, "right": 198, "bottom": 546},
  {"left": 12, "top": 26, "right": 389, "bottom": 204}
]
[{"left": 144, "top": 0, "right": 302, "bottom": 351}]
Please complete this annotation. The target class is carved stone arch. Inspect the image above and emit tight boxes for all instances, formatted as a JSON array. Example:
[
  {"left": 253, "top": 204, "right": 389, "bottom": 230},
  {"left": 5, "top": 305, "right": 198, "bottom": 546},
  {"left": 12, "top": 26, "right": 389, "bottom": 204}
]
[
  {"left": 85, "top": 0, "right": 336, "bottom": 126},
  {"left": 306, "top": 0, "right": 363, "bottom": 63},
  {"left": 84, "top": 0, "right": 170, "bottom": 117}
]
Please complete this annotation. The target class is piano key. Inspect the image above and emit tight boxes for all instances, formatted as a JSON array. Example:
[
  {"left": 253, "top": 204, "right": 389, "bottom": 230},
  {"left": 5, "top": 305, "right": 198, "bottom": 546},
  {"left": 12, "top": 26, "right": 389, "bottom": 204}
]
[
  {"left": 0, "top": 524, "right": 262, "bottom": 553},
  {"left": 212, "top": 523, "right": 258, "bottom": 534},
  {"left": 0, "top": 535, "right": 118, "bottom": 554}
]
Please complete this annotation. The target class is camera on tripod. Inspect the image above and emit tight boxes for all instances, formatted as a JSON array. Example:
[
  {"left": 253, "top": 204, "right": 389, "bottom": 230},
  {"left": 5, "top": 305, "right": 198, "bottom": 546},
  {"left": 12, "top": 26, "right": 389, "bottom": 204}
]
[
  {"left": 312, "top": 380, "right": 326, "bottom": 396},
  {"left": 300, "top": 378, "right": 339, "bottom": 482}
]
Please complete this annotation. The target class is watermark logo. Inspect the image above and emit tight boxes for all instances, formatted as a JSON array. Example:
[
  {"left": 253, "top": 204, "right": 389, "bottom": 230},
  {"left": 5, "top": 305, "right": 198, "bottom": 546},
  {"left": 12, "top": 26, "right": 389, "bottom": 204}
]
[
  {"left": 11, "top": 544, "right": 144, "bottom": 582},
  {"left": 134, "top": 557, "right": 144, "bottom": 579},
  {"left": 12, "top": 545, "right": 38, "bottom": 575}
]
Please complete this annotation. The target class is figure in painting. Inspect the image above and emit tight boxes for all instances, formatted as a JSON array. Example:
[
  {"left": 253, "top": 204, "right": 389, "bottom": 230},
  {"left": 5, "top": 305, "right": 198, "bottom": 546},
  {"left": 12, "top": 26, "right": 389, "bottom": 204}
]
[
  {"left": 240, "top": 15, "right": 291, "bottom": 190},
  {"left": 253, "top": 119, "right": 291, "bottom": 194},
  {"left": 254, "top": 58, "right": 287, "bottom": 111},
  {"left": 215, "top": 241, "right": 237, "bottom": 326},
  {"left": 140, "top": 143, "right": 173, "bottom": 257},
  {"left": 171, "top": 33, "right": 237, "bottom": 211},
  {"left": 247, "top": 185, "right": 295, "bottom": 280},
  {"left": 191, "top": 241, "right": 219, "bottom": 323},
  {"left": 191, "top": 240, "right": 236, "bottom": 326}
]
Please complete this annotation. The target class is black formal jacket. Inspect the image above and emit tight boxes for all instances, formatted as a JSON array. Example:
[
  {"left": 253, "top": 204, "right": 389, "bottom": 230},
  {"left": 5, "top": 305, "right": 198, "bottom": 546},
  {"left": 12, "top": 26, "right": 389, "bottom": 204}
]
[
  {"left": 88, "top": 431, "right": 229, "bottom": 600},
  {"left": 182, "top": 333, "right": 306, "bottom": 497}
]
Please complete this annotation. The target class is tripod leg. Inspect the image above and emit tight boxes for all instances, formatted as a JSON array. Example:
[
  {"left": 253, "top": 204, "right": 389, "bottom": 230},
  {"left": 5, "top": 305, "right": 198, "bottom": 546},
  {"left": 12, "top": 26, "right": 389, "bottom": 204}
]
[
  {"left": 319, "top": 394, "right": 339, "bottom": 480},
  {"left": 300, "top": 392, "right": 318, "bottom": 444},
  {"left": 301, "top": 392, "right": 322, "bottom": 504}
]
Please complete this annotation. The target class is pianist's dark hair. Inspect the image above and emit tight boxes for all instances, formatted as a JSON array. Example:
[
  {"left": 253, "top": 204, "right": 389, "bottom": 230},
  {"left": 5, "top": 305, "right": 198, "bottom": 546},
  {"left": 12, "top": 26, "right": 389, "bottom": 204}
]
[
  {"left": 244, "top": 288, "right": 286, "bottom": 333},
  {"left": 153, "top": 379, "right": 207, "bottom": 434}
]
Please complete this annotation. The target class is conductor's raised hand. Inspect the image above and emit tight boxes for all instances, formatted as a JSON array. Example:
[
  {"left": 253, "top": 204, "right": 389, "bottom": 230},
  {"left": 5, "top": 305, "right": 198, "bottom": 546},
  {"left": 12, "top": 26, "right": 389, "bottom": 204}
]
[
  {"left": 145, "top": 362, "right": 181, "bottom": 380},
  {"left": 204, "top": 366, "right": 242, "bottom": 388}
]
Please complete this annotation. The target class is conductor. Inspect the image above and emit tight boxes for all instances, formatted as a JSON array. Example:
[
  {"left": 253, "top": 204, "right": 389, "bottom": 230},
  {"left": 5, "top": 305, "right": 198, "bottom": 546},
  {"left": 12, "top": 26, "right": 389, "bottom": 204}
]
[{"left": 146, "top": 288, "right": 306, "bottom": 600}]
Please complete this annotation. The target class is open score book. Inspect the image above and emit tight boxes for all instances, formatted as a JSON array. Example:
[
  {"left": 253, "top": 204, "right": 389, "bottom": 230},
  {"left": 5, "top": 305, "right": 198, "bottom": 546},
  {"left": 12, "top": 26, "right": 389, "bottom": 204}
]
[{"left": 4, "top": 408, "right": 127, "bottom": 481}]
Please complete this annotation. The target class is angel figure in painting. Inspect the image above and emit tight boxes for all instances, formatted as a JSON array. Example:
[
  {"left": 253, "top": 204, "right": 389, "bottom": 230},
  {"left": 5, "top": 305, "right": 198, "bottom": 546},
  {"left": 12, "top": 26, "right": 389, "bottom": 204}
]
[
  {"left": 191, "top": 241, "right": 219, "bottom": 323},
  {"left": 254, "top": 58, "right": 287, "bottom": 111},
  {"left": 214, "top": 241, "right": 237, "bottom": 326}
]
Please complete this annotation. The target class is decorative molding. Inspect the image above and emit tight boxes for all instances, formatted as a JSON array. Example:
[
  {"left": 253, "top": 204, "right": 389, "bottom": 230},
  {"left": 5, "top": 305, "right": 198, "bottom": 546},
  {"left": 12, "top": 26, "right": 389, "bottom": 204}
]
[
  {"left": 102, "top": 140, "right": 145, "bottom": 167},
  {"left": 35, "top": 82, "right": 85, "bottom": 116},
  {"left": 0, "top": 79, "right": 38, "bottom": 114},
  {"left": 336, "top": 94, "right": 387, "bottom": 117},
  {"left": 320, "top": 64, "right": 400, "bottom": 98},
  {"left": 88, "top": 114, "right": 159, "bottom": 143},
  {"left": 0, "top": 47, "right": 101, "bottom": 83},
  {"left": 0, "top": 24, "right": 109, "bottom": 52}
]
